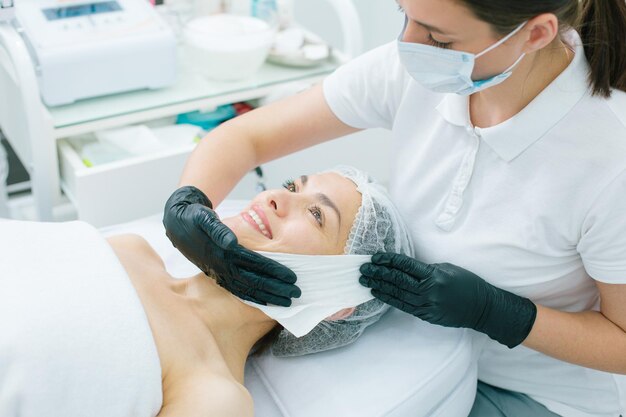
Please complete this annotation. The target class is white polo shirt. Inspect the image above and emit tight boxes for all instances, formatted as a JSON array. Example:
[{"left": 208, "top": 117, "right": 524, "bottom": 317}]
[{"left": 323, "top": 31, "right": 626, "bottom": 417}]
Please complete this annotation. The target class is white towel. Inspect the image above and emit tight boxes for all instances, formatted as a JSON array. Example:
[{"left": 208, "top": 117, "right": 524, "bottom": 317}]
[
  {"left": 0, "top": 220, "right": 162, "bottom": 417},
  {"left": 244, "top": 252, "right": 374, "bottom": 337}
]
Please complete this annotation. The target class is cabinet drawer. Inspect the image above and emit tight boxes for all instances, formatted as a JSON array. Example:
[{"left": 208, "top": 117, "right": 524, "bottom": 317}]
[{"left": 58, "top": 139, "right": 195, "bottom": 227}]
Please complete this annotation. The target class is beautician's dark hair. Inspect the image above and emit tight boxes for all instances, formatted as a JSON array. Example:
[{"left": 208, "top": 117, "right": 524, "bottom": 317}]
[{"left": 457, "top": 0, "right": 626, "bottom": 97}]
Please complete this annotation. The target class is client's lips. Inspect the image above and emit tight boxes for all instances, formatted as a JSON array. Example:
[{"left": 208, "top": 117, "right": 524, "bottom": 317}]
[{"left": 241, "top": 205, "right": 273, "bottom": 239}]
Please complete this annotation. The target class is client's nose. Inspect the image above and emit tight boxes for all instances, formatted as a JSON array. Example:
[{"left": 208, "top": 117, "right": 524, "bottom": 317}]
[{"left": 267, "top": 190, "right": 290, "bottom": 218}]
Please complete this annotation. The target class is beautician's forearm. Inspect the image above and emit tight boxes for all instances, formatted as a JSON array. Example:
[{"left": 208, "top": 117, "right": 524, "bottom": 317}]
[
  {"left": 523, "top": 305, "right": 626, "bottom": 374},
  {"left": 179, "top": 120, "right": 258, "bottom": 205},
  {"left": 178, "top": 84, "right": 359, "bottom": 205}
]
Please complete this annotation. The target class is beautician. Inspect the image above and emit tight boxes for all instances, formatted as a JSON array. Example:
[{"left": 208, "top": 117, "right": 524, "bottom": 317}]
[{"left": 163, "top": 0, "right": 626, "bottom": 415}]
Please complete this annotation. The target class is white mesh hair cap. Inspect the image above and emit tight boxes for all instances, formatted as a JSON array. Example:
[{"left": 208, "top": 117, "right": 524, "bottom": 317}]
[
  {"left": 334, "top": 164, "right": 413, "bottom": 256},
  {"left": 270, "top": 165, "right": 414, "bottom": 357}
]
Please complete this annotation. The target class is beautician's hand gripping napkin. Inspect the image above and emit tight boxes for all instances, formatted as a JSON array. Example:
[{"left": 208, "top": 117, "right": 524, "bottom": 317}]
[{"left": 243, "top": 252, "right": 373, "bottom": 337}]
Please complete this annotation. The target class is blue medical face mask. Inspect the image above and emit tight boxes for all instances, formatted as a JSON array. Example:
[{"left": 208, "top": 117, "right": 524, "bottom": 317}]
[{"left": 397, "top": 17, "right": 527, "bottom": 96}]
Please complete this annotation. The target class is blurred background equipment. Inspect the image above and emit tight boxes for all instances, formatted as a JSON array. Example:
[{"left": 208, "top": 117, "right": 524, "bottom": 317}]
[
  {"left": 14, "top": 0, "right": 177, "bottom": 106},
  {"left": 0, "top": 0, "right": 15, "bottom": 22}
]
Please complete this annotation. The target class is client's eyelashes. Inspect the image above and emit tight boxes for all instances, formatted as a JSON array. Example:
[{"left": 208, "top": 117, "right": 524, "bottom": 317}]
[
  {"left": 282, "top": 179, "right": 296, "bottom": 192},
  {"left": 309, "top": 205, "right": 323, "bottom": 227},
  {"left": 281, "top": 179, "right": 323, "bottom": 226}
]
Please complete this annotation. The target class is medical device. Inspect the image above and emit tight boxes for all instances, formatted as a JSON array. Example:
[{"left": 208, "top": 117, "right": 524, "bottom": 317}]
[{"left": 14, "top": 0, "right": 177, "bottom": 106}]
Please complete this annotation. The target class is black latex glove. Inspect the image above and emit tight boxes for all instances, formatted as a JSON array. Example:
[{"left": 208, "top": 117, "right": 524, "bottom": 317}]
[
  {"left": 360, "top": 253, "right": 537, "bottom": 348},
  {"left": 163, "top": 185, "right": 300, "bottom": 306}
]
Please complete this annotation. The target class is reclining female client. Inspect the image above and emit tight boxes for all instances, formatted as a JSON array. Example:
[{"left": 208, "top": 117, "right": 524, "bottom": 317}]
[{"left": 0, "top": 166, "right": 412, "bottom": 417}]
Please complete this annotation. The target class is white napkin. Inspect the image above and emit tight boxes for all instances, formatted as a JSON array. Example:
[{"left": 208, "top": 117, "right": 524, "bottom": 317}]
[{"left": 244, "top": 252, "right": 373, "bottom": 337}]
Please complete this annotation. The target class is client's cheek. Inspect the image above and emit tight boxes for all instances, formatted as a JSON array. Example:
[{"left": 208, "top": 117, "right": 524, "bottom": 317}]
[
  {"left": 280, "top": 236, "right": 333, "bottom": 255},
  {"left": 220, "top": 217, "right": 238, "bottom": 235},
  {"left": 220, "top": 217, "right": 249, "bottom": 245},
  {"left": 222, "top": 217, "right": 277, "bottom": 252}
]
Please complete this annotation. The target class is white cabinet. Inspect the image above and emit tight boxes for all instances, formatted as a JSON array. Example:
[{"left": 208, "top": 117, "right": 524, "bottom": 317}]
[{"left": 58, "top": 140, "right": 196, "bottom": 226}]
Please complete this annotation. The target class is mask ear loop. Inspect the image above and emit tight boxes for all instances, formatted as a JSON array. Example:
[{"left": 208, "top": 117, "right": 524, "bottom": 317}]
[
  {"left": 475, "top": 20, "right": 528, "bottom": 59},
  {"left": 500, "top": 52, "right": 526, "bottom": 74},
  {"left": 398, "top": 14, "right": 409, "bottom": 41}
]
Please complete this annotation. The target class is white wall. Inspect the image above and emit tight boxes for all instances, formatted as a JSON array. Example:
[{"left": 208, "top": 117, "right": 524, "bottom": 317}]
[{"left": 226, "top": 0, "right": 404, "bottom": 199}]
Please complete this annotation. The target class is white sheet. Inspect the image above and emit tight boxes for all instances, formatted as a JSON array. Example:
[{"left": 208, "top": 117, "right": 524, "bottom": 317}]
[
  {"left": 0, "top": 220, "right": 162, "bottom": 417},
  {"left": 246, "top": 311, "right": 477, "bottom": 417},
  {"left": 102, "top": 203, "right": 478, "bottom": 417}
]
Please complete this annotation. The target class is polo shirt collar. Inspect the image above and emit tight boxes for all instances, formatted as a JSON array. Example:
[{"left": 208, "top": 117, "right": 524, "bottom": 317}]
[{"left": 435, "top": 31, "right": 589, "bottom": 162}]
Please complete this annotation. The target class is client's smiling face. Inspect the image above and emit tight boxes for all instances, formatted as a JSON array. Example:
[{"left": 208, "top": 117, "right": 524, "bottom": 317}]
[{"left": 221, "top": 172, "right": 361, "bottom": 255}]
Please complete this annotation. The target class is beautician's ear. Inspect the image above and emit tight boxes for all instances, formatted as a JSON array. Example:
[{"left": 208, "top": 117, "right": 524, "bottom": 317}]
[
  {"left": 522, "top": 13, "right": 559, "bottom": 53},
  {"left": 325, "top": 307, "right": 356, "bottom": 321}
]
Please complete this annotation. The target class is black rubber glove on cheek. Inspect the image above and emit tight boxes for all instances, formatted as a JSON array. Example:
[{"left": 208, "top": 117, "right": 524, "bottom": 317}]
[
  {"left": 163, "top": 185, "right": 299, "bottom": 307},
  {"left": 197, "top": 210, "right": 238, "bottom": 250}
]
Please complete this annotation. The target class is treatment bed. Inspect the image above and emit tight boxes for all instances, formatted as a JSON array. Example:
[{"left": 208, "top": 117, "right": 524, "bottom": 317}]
[{"left": 100, "top": 200, "right": 478, "bottom": 417}]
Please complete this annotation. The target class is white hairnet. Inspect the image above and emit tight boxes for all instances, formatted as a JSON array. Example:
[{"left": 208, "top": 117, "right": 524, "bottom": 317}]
[{"left": 270, "top": 165, "right": 414, "bottom": 357}]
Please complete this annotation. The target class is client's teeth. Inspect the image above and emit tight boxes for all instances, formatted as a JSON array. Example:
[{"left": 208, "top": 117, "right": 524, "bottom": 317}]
[{"left": 248, "top": 209, "right": 269, "bottom": 236}]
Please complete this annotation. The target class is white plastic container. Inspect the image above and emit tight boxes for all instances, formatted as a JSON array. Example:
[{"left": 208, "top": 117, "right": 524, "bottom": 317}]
[{"left": 184, "top": 14, "right": 275, "bottom": 81}]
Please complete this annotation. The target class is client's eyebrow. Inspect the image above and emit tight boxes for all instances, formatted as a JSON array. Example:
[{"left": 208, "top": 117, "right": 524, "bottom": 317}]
[
  {"left": 299, "top": 175, "right": 342, "bottom": 227},
  {"left": 316, "top": 192, "right": 342, "bottom": 227}
]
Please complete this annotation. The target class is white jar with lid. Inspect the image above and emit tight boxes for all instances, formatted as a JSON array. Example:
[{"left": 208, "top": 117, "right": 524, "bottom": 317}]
[{"left": 183, "top": 14, "right": 276, "bottom": 81}]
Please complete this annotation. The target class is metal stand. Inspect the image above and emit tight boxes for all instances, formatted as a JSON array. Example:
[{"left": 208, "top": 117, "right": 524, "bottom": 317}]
[
  {"left": 0, "top": 21, "right": 57, "bottom": 221},
  {"left": 325, "top": 0, "right": 363, "bottom": 58},
  {"left": 0, "top": 0, "right": 15, "bottom": 23},
  {"left": 0, "top": 139, "right": 9, "bottom": 217},
  {"left": 0, "top": 0, "right": 11, "bottom": 218}
]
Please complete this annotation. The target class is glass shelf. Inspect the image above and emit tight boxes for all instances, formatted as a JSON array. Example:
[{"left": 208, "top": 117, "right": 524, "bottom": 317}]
[{"left": 48, "top": 54, "right": 340, "bottom": 130}]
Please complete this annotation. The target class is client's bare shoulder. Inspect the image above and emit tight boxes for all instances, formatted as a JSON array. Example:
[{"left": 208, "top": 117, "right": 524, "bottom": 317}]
[
  {"left": 107, "top": 234, "right": 166, "bottom": 272},
  {"left": 157, "top": 376, "right": 253, "bottom": 417},
  {"left": 106, "top": 234, "right": 253, "bottom": 417}
]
